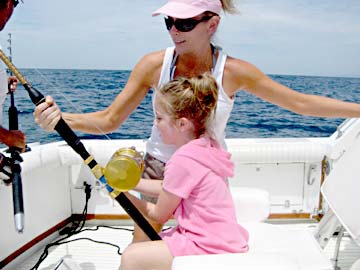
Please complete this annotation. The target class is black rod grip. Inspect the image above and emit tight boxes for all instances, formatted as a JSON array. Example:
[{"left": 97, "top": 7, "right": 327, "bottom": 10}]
[
  {"left": 8, "top": 106, "right": 18, "bottom": 131},
  {"left": 24, "top": 84, "right": 91, "bottom": 161},
  {"left": 11, "top": 166, "right": 23, "bottom": 214},
  {"left": 8, "top": 92, "right": 18, "bottom": 131},
  {"left": 115, "top": 193, "right": 161, "bottom": 241},
  {"left": 11, "top": 157, "right": 24, "bottom": 233},
  {"left": 22, "top": 83, "right": 45, "bottom": 106}
]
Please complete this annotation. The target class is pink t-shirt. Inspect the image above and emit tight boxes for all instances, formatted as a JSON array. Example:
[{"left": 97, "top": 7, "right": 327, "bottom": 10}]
[{"left": 160, "top": 136, "right": 249, "bottom": 256}]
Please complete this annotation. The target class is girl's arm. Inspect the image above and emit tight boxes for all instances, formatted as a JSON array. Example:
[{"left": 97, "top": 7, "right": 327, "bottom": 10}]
[
  {"left": 133, "top": 178, "right": 163, "bottom": 197},
  {"left": 124, "top": 188, "right": 180, "bottom": 224}
]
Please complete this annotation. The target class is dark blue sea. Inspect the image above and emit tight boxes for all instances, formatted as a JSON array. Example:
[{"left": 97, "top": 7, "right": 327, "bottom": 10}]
[{"left": 1, "top": 69, "right": 360, "bottom": 146}]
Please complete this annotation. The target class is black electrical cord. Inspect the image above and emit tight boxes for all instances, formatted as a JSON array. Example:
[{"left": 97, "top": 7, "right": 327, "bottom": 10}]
[
  {"left": 29, "top": 183, "right": 132, "bottom": 270},
  {"left": 53, "top": 259, "right": 64, "bottom": 270}
]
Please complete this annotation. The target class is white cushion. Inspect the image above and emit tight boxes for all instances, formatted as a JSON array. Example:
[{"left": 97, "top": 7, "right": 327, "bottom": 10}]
[
  {"left": 172, "top": 252, "right": 299, "bottom": 270},
  {"left": 230, "top": 187, "right": 270, "bottom": 222},
  {"left": 243, "top": 222, "right": 332, "bottom": 269},
  {"left": 172, "top": 222, "right": 333, "bottom": 270}
]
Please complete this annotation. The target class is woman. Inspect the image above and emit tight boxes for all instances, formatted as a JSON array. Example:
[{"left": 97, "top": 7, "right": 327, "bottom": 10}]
[
  {"left": 120, "top": 73, "right": 248, "bottom": 270},
  {"left": 34, "top": 0, "right": 360, "bottom": 241}
]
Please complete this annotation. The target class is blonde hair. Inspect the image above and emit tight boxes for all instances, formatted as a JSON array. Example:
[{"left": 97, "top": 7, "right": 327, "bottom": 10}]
[
  {"left": 220, "top": 0, "right": 238, "bottom": 14},
  {"left": 204, "top": 0, "right": 238, "bottom": 16},
  {"left": 157, "top": 73, "right": 218, "bottom": 138}
]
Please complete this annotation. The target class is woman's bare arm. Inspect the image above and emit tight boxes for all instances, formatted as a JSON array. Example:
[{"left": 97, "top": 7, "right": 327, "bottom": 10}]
[
  {"left": 225, "top": 57, "right": 360, "bottom": 118},
  {"left": 34, "top": 50, "right": 164, "bottom": 133}
]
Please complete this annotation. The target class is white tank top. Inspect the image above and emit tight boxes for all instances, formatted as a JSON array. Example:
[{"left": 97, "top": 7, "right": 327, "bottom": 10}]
[{"left": 146, "top": 46, "right": 234, "bottom": 163}]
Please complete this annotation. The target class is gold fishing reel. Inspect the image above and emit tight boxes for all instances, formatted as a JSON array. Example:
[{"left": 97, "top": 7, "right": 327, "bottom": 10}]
[{"left": 102, "top": 146, "right": 144, "bottom": 192}]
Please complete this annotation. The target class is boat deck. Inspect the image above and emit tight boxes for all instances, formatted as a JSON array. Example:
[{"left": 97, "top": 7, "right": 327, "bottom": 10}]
[{"left": 11, "top": 220, "right": 360, "bottom": 270}]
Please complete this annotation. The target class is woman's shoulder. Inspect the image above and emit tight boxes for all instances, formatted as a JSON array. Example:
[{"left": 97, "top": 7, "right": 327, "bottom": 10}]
[
  {"left": 225, "top": 55, "right": 259, "bottom": 75},
  {"left": 139, "top": 49, "right": 167, "bottom": 67},
  {"left": 223, "top": 55, "right": 266, "bottom": 92},
  {"left": 131, "top": 49, "right": 167, "bottom": 84}
]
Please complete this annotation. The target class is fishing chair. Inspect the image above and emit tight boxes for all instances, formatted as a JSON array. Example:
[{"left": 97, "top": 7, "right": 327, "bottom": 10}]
[
  {"left": 173, "top": 186, "right": 332, "bottom": 270},
  {"left": 172, "top": 119, "right": 360, "bottom": 270}
]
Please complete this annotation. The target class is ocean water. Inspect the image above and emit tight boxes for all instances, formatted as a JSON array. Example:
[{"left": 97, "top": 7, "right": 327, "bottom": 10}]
[{"left": 1, "top": 69, "right": 360, "bottom": 146}]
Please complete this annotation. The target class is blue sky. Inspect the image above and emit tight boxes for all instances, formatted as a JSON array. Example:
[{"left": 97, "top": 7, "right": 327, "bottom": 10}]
[{"left": 0, "top": 0, "right": 359, "bottom": 77}]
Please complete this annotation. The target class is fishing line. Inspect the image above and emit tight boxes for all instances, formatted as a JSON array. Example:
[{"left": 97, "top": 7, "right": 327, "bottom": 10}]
[{"left": 32, "top": 68, "right": 116, "bottom": 145}]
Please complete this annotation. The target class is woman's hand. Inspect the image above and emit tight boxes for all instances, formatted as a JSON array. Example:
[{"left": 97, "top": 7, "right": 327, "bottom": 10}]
[{"left": 34, "top": 96, "right": 62, "bottom": 132}]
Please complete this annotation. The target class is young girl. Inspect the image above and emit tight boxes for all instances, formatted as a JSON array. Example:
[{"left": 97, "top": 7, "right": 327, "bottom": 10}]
[{"left": 120, "top": 73, "right": 249, "bottom": 270}]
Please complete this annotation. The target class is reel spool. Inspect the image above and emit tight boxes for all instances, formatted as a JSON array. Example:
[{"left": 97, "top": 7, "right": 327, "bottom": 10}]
[{"left": 102, "top": 147, "right": 144, "bottom": 192}]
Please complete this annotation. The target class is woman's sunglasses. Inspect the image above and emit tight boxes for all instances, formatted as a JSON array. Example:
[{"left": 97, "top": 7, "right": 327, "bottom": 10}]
[
  {"left": 12, "top": 0, "right": 20, "bottom": 8},
  {"left": 164, "top": 16, "right": 213, "bottom": 32}
]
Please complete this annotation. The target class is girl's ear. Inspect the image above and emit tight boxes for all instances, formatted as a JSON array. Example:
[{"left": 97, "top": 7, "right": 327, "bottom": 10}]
[{"left": 176, "top": 117, "right": 194, "bottom": 133}]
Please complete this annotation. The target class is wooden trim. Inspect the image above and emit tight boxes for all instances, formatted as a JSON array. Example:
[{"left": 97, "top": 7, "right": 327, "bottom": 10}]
[
  {"left": 269, "top": 213, "right": 311, "bottom": 219},
  {"left": 73, "top": 214, "right": 131, "bottom": 220},
  {"left": 82, "top": 213, "right": 316, "bottom": 221},
  {"left": 0, "top": 216, "right": 72, "bottom": 269},
  {"left": 88, "top": 213, "right": 321, "bottom": 220},
  {"left": 315, "top": 157, "right": 327, "bottom": 221}
]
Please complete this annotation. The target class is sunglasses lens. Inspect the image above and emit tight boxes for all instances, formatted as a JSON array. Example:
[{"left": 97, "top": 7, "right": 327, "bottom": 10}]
[
  {"left": 164, "top": 17, "right": 174, "bottom": 31},
  {"left": 175, "top": 19, "right": 196, "bottom": 32},
  {"left": 164, "top": 17, "right": 196, "bottom": 32},
  {"left": 164, "top": 16, "right": 213, "bottom": 32}
]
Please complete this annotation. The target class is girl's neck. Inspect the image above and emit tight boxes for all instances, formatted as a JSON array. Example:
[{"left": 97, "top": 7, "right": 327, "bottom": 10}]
[{"left": 175, "top": 129, "right": 197, "bottom": 148}]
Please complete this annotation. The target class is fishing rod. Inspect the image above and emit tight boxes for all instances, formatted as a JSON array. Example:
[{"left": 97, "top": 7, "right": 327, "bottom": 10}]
[
  {"left": 0, "top": 87, "right": 24, "bottom": 234},
  {"left": 7, "top": 82, "right": 24, "bottom": 233},
  {"left": 2, "top": 33, "right": 25, "bottom": 233},
  {"left": 0, "top": 49, "right": 161, "bottom": 240}
]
